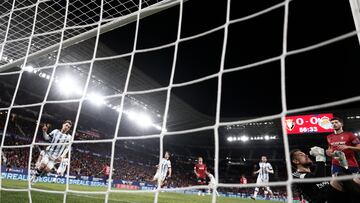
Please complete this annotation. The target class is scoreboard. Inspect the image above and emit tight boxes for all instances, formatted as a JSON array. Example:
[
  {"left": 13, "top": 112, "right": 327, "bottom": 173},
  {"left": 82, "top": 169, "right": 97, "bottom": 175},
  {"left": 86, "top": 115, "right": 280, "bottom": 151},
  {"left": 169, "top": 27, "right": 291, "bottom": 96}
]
[{"left": 285, "top": 113, "right": 334, "bottom": 134}]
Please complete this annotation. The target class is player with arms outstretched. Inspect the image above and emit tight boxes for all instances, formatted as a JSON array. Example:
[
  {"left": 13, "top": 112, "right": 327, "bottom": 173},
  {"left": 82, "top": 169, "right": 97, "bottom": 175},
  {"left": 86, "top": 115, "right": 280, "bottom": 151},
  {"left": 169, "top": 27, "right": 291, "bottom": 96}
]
[
  {"left": 31, "top": 120, "right": 72, "bottom": 182},
  {"left": 153, "top": 151, "right": 172, "bottom": 188},
  {"left": 291, "top": 147, "right": 360, "bottom": 203},
  {"left": 194, "top": 156, "right": 208, "bottom": 196},
  {"left": 251, "top": 155, "right": 274, "bottom": 200},
  {"left": 325, "top": 117, "right": 360, "bottom": 176}
]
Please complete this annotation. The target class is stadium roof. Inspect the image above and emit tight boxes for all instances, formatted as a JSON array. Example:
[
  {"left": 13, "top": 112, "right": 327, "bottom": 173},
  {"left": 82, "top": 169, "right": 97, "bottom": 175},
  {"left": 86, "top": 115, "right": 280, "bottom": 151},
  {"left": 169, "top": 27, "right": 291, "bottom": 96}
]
[{"left": 1, "top": 0, "right": 360, "bottom": 139}]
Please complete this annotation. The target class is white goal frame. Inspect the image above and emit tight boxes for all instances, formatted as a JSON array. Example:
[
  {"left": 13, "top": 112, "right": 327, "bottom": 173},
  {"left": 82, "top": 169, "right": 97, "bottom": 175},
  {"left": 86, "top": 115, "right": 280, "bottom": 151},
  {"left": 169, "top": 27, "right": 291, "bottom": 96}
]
[{"left": 0, "top": 0, "right": 182, "bottom": 73}]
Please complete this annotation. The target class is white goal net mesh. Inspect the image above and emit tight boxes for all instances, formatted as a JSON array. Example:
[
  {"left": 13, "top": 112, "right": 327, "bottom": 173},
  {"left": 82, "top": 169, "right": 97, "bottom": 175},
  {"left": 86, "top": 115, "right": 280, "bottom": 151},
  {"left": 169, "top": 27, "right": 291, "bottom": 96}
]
[{"left": 1, "top": 0, "right": 360, "bottom": 202}]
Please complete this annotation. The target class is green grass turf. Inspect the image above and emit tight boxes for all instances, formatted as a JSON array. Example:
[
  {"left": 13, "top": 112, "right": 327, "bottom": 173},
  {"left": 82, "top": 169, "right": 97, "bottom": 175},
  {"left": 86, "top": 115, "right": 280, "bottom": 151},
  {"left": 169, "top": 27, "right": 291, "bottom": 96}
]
[{"left": 0, "top": 179, "right": 277, "bottom": 203}]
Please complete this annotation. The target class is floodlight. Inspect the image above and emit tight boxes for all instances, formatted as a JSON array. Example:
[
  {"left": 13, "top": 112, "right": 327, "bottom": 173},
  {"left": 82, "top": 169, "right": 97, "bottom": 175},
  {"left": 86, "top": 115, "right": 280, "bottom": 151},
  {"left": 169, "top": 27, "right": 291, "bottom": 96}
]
[
  {"left": 22, "top": 65, "right": 34, "bottom": 72},
  {"left": 87, "top": 93, "right": 106, "bottom": 106},
  {"left": 58, "top": 75, "right": 82, "bottom": 95}
]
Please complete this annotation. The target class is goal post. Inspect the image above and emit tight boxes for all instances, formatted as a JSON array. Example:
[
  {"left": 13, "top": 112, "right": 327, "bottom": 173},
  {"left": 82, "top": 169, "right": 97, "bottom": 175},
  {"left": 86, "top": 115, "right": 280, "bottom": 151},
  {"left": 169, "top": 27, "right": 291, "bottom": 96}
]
[
  {"left": 1, "top": 0, "right": 360, "bottom": 203},
  {"left": 0, "top": 0, "right": 182, "bottom": 73},
  {"left": 350, "top": 0, "right": 360, "bottom": 46}
]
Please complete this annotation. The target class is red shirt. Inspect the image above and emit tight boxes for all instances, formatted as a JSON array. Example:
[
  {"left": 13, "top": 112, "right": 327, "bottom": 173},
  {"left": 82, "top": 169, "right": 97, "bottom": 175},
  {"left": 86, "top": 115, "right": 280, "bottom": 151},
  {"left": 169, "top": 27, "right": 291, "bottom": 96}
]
[
  {"left": 240, "top": 177, "right": 247, "bottom": 184},
  {"left": 103, "top": 165, "right": 110, "bottom": 175},
  {"left": 194, "top": 163, "right": 207, "bottom": 178},
  {"left": 327, "top": 132, "right": 360, "bottom": 167}
]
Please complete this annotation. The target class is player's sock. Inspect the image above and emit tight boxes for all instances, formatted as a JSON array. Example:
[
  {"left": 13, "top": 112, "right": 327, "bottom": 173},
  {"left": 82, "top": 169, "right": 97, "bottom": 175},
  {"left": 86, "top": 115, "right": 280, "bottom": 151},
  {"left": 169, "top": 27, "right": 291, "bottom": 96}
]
[
  {"left": 30, "top": 174, "right": 36, "bottom": 183},
  {"left": 269, "top": 190, "right": 273, "bottom": 197},
  {"left": 252, "top": 188, "right": 259, "bottom": 200},
  {"left": 35, "top": 169, "right": 42, "bottom": 177},
  {"left": 40, "top": 171, "right": 48, "bottom": 177}
]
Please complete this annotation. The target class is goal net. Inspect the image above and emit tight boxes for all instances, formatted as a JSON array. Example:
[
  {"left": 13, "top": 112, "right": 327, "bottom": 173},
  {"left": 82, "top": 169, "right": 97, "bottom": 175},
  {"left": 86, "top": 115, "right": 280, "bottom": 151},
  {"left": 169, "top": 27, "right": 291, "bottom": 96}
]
[{"left": 1, "top": 0, "right": 360, "bottom": 202}]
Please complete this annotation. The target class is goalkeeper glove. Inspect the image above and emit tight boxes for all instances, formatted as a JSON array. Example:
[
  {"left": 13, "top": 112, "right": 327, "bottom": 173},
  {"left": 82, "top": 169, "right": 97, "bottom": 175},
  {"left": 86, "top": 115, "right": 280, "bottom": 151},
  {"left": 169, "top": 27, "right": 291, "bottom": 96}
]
[
  {"left": 332, "top": 150, "right": 348, "bottom": 169},
  {"left": 309, "top": 146, "right": 326, "bottom": 162}
]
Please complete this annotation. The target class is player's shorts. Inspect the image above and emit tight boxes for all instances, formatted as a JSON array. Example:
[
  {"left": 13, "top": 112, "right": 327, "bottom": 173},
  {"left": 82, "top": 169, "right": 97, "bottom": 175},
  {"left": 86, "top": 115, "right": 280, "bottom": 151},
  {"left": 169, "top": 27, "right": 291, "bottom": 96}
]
[
  {"left": 331, "top": 165, "right": 359, "bottom": 175},
  {"left": 103, "top": 175, "right": 109, "bottom": 181},
  {"left": 196, "top": 177, "right": 207, "bottom": 185},
  {"left": 256, "top": 177, "right": 269, "bottom": 184},
  {"left": 256, "top": 178, "right": 271, "bottom": 191},
  {"left": 153, "top": 171, "right": 167, "bottom": 181},
  {"left": 40, "top": 153, "right": 56, "bottom": 170}
]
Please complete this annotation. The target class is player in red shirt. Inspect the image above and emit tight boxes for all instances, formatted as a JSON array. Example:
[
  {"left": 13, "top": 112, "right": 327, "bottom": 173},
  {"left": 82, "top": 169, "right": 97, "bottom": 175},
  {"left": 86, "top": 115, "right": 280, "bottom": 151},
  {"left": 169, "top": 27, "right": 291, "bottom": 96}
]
[
  {"left": 102, "top": 164, "right": 110, "bottom": 183},
  {"left": 325, "top": 117, "right": 360, "bottom": 175},
  {"left": 194, "top": 157, "right": 208, "bottom": 196},
  {"left": 240, "top": 174, "right": 247, "bottom": 184}
]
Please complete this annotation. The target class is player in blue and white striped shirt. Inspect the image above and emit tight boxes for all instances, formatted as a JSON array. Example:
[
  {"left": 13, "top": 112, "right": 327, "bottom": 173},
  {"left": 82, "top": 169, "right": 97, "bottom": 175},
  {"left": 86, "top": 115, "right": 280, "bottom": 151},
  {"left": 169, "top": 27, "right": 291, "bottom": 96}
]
[
  {"left": 251, "top": 155, "right": 274, "bottom": 200},
  {"left": 31, "top": 120, "right": 72, "bottom": 182},
  {"left": 153, "top": 151, "right": 172, "bottom": 188}
]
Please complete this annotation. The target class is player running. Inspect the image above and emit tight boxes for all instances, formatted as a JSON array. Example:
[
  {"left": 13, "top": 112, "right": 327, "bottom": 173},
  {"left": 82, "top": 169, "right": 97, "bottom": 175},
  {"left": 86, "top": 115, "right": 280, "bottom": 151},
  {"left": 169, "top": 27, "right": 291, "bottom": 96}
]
[
  {"left": 153, "top": 151, "right": 172, "bottom": 188},
  {"left": 31, "top": 120, "right": 72, "bottom": 182},
  {"left": 251, "top": 155, "right": 274, "bottom": 200}
]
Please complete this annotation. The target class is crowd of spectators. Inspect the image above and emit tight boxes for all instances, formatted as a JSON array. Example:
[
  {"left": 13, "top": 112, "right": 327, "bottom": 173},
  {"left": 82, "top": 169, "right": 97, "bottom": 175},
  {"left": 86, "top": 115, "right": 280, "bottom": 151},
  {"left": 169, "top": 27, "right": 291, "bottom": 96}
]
[{"left": 0, "top": 113, "right": 288, "bottom": 197}]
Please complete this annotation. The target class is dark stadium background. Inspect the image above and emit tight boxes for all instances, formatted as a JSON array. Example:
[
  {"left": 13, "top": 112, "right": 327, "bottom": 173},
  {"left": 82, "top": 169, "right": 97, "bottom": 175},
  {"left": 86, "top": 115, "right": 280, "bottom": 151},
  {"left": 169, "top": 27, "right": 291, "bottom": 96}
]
[{"left": 1, "top": 0, "right": 360, "bottom": 198}]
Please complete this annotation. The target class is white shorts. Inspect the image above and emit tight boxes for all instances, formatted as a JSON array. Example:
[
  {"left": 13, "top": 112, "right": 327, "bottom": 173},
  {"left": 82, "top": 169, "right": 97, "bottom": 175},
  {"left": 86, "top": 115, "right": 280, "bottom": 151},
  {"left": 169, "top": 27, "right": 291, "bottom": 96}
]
[
  {"left": 153, "top": 171, "right": 167, "bottom": 181},
  {"left": 256, "top": 177, "right": 269, "bottom": 184},
  {"left": 40, "top": 153, "right": 56, "bottom": 170},
  {"left": 256, "top": 178, "right": 271, "bottom": 191}
]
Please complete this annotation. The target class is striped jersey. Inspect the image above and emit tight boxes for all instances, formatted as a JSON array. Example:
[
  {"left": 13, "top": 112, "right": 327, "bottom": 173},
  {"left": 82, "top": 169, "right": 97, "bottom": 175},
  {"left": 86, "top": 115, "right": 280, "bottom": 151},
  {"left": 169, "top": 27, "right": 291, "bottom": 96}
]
[
  {"left": 46, "top": 129, "right": 71, "bottom": 159},
  {"left": 257, "top": 162, "right": 272, "bottom": 180},
  {"left": 159, "top": 158, "right": 171, "bottom": 176}
]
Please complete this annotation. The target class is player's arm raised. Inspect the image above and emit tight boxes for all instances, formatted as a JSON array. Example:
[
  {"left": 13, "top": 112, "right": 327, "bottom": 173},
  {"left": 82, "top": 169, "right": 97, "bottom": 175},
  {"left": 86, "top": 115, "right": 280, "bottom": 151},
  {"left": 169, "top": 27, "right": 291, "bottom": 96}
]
[
  {"left": 42, "top": 124, "right": 51, "bottom": 141},
  {"left": 309, "top": 146, "right": 327, "bottom": 177}
]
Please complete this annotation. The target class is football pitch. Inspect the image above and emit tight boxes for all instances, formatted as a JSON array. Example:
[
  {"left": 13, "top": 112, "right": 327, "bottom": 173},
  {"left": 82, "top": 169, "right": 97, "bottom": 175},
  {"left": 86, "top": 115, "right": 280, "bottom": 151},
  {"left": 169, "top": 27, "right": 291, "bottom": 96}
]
[{"left": 0, "top": 179, "right": 278, "bottom": 203}]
